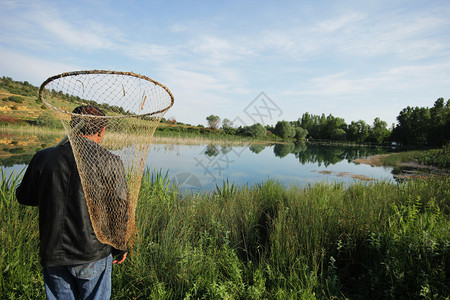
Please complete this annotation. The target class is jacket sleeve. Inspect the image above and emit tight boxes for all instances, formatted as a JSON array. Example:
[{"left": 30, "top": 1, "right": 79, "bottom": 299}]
[{"left": 15, "top": 156, "right": 39, "bottom": 206}]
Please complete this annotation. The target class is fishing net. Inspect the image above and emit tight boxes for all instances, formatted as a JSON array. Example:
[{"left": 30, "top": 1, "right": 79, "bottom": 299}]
[{"left": 39, "top": 70, "right": 174, "bottom": 250}]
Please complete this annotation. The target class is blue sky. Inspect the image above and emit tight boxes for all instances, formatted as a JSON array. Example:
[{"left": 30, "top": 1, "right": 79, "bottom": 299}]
[{"left": 1, "top": 0, "right": 449, "bottom": 127}]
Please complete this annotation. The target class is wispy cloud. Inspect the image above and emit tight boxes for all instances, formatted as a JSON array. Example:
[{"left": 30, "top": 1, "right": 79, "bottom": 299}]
[
  {"left": 0, "top": 2, "right": 121, "bottom": 51},
  {"left": 282, "top": 58, "right": 450, "bottom": 99},
  {"left": 0, "top": 48, "right": 80, "bottom": 84},
  {"left": 122, "top": 43, "right": 177, "bottom": 61},
  {"left": 316, "top": 13, "right": 365, "bottom": 33},
  {"left": 40, "top": 18, "right": 116, "bottom": 50}
]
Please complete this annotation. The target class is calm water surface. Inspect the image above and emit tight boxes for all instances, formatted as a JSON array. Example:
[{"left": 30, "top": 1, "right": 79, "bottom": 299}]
[
  {"left": 146, "top": 143, "right": 394, "bottom": 191},
  {"left": 0, "top": 132, "right": 395, "bottom": 192}
]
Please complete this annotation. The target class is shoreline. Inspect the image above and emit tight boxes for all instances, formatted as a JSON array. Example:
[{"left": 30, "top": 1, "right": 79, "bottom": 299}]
[
  {"left": 354, "top": 153, "right": 450, "bottom": 179},
  {"left": 353, "top": 154, "right": 390, "bottom": 166}
]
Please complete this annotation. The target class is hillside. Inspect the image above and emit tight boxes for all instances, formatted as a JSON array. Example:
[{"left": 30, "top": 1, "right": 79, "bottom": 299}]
[
  {"left": 0, "top": 76, "right": 236, "bottom": 141},
  {"left": 0, "top": 76, "right": 127, "bottom": 126}
]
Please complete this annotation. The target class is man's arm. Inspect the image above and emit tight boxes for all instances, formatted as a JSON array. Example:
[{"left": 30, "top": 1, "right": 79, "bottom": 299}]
[{"left": 15, "top": 157, "right": 38, "bottom": 206}]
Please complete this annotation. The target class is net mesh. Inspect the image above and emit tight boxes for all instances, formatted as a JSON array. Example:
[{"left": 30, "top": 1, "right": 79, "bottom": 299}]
[{"left": 39, "top": 70, "right": 174, "bottom": 250}]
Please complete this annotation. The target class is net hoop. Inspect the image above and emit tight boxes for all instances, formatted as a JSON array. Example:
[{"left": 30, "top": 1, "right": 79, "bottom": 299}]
[{"left": 39, "top": 70, "right": 174, "bottom": 117}]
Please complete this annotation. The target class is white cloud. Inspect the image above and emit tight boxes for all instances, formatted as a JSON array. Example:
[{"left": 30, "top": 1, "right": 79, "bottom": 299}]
[
  {"left": 317, "top": 13, "right": 365, "bottom": 33},
  {"left": 169, "top": 24, "right": 187, "bottom": 33},
  {"left": 123, "top": 43, "right": 177, "bottom": 61},
  {"left": 190, "top": 35, "right": 254, "bottom": 65},
  {"left": 0, "top": 48, "right": 80, "bottom": 85},
  {"left": 282, "top": 58, "right": 450, "bottom": 99},
  {"left": 40, "top": 18, "right": 115, "bottom": 50},
  {"left": 337, "top": 9, "right": 449, "bottom": 59},
  {"left": 0, "top": 2, "right": 121, "bottom": 52}
]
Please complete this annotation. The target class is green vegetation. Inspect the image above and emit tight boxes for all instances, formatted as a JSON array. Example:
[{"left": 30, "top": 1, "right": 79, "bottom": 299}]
[
  {"left": 392, "top": 98, "right": 450, "bottom": 146},
  {"left": 380, "top": 150, "right": 425, "bottom": 167},
  {"left": 0, "top": 169, "right": 43, "bottom": 298},
  {"left": 0, "top": 77, "right": 39, "bottom": 97},
  {"left": 2, "top": 170, "right": 449, "bottom": 299},
  {"left": 417, "top": 143, "right": 450, "bottom": 169},
  {"left": 206, "top": 115, "right": 221, "bottom": 130},
  {"left": 378, "top": 144, "right": 450, "bottom": 170},
  {"left": 2, "top": 96, "right": 24, "bottom": 103},
  {"left": 274, "top": 120, "right": 296, "bottom": 139},
  {"left": 248, "top": 123, "right": 267, "bottom": 138},
  {"left": 35, "top": 112, "right": 63, "bottom": 129}
]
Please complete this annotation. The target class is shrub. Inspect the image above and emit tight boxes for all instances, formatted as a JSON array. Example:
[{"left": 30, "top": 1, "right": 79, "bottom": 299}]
[
  {"left": 35, "top": 112, "right": 62, "bottom": 128},
  {"left": 417, "top": 144, "right": 450, "bottom": 169},
  {"left": 7, "top": 96, "right": 24, "bottom": 103}
]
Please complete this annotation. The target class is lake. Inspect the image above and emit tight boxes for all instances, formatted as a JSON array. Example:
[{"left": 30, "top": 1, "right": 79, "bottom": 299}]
[{"left": 1, "top": 132, "right": 396, "bottom": 192}]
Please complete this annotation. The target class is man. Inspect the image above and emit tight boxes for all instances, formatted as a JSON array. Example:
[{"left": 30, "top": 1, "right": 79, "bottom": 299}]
[{"left": 16, "top": 105, "right": 128, "bottom": 300}]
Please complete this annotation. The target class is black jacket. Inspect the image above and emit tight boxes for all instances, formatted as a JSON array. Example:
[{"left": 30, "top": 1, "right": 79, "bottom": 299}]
[{"left": 16, "top": 141, "right": 125, "bottom": 267}]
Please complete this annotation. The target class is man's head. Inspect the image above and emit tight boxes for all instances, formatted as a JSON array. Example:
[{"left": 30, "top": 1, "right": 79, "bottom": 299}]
[{"left": 70, "top": 105, "right": 107, "bottom": 136}]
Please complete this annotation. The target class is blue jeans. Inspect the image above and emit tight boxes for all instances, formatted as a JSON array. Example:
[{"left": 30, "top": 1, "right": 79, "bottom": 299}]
[{"left": 43, "top": 254, "right": 112, "bottom": 300}]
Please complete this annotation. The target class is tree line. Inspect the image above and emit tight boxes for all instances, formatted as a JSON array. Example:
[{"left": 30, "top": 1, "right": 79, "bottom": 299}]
[{"left": 204, "top": 98, "right": 449, "bottom": 146}]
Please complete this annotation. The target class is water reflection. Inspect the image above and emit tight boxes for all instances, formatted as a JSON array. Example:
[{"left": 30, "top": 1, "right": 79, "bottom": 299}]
[
  {"left": 251, "top": 142, "right": 387, "bottom": 167},
  {"left": 248, "top": 144, "right": 266, "bottom": 154},
  {"left": 0, "top": 132, "right": 63, "bottom": 167},
  {"left": 204, "top": 144, "right": 220, "bottom": 157}
]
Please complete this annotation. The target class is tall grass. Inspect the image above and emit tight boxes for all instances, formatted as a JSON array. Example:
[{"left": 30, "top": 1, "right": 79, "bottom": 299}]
[
  {"left": 0, "top": 124, "right": 65, "bottom": 136},
  {"left": 1, "top": 169, "right": 449, "bottom": 299},
  {"left": 0, "top": 168, "right": 44, "bottom": 299}
]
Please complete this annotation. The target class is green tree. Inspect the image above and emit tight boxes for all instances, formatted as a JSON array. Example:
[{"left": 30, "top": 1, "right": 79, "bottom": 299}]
[
  {"left": 294, "top": 127, "right": 308, "bottom": 141},
  {"left": 274, "top": 121, "right": 295, "bottom": 139},
  {"left": 221, "top": 118, "right": 236, "bottom": 134},
  {"left": 330, "top": 128, "right": 347, "bottom": 141},
  {"left": 347, "top": 120, "right": 369, "bottom": 143},
  {"left": 428, "top": 98, "right": 450, "bottom": 146},
  {"left": 393, "top": 106, "right": 431, "bottom": 145},
  {"left": 323, "top": 114, "right": 347, "bottom": 140},
  {"left": 222, "top": 118, "right": 232, "bottom": 129},
  {"left": 248, "top": 123, "right": 267, "bottom": 138},
  {"left": 368, "top": 118, "right": 390, "bottom": 144},
  {"left": 206, "top": 115, "right": 221, "bottom": 130},
  {"left": 298, "top": 112, "right": 327, "bottom": 139}
]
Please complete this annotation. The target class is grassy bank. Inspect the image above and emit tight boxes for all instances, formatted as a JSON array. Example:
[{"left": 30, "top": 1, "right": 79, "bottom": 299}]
[
  {"left": 367, "top": 144, "right": 450, "bottom": 171},
  {"left": 1, "top": 170, "right": 449, "bottom": 299}
]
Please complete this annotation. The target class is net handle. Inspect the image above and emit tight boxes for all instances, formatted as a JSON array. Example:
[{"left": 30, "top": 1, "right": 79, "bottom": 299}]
[{"left": 39, "top": 70, "right": 175, "bottom": 117}]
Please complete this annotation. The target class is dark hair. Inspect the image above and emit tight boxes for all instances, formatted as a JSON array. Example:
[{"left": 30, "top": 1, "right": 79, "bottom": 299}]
[{"left": 70, "top": 105, "right": 107, "bottom": 135}]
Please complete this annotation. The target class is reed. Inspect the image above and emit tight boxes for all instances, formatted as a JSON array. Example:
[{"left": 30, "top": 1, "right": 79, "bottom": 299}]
[
  {"left": 0, "top": 124, "right": 65, "bottom": 137},
  {"left": 1, "top": 169, "right": 449, "bottom": 299},
  {"left": 0, "top": 168, "right": 44, "bottom": 298}
]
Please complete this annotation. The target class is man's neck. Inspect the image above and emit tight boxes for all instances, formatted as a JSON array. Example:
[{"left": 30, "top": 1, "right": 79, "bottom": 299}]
[{"left": 79, "top": 134, "right": 101, "bottom": 143}]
